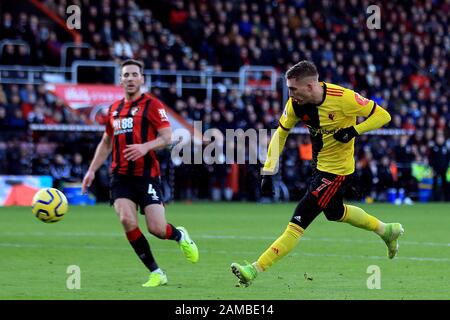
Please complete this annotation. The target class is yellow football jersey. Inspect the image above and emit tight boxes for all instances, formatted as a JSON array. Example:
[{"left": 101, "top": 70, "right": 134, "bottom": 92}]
[{"left": 278, "top": 82, "right": 377, "bottom": 175}]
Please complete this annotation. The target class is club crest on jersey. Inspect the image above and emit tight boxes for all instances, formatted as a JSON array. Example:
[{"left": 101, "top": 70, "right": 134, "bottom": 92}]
[
  {"left": 112, "top": 110, "right": 118, "bottom": 117},
  {"left": 328, "top": 112, "right": 336, "bottom": 121},
  {"left": 131, "top": 107, "right": 139, "bottom": 116},
  {"left": 354, "top": 92, "right": 370, "bottom": 106}
]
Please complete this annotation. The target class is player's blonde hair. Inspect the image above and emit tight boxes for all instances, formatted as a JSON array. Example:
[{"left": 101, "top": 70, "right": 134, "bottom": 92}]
[{"left": 286, "top": 60, "right": 318, "bottom": 80}]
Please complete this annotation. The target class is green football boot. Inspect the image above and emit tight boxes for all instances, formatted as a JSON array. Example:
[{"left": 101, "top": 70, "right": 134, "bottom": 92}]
[
  {"left": 231, "top": 261, "right": 258, "bottom": 287},
  {"left": 381, "top": 223, "right": 404, "bottom": 259},
  {"left": 142, "top": 270, "right": 168, "bottom": 287},
  {"left": 177, "top": 226, "right": 199, "bottom": 263}
]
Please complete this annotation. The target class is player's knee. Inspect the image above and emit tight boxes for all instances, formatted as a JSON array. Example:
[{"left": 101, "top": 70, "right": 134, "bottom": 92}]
[
  {"left": 114, "top": 201, "right": 137, "bottom": 227},
  {"left": 116, "top": 207, "right": 137, "bottom": 229},
  {"left": 119, "top": 213, "right": 137, "bottom": 230},
  {"left": 147, "top": 221, "right": 166, "bottom": 239},
  {"left": 323, "top": 205, "right": 345, "bottom": 221}
]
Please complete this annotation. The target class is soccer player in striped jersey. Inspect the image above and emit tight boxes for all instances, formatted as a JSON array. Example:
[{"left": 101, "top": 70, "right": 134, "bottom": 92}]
[
  {"left": 231, "top": 60, "right": 404, "bottom": 287},
  {"left": 82, "top": 59, "right": 199, "bottom": 287}
]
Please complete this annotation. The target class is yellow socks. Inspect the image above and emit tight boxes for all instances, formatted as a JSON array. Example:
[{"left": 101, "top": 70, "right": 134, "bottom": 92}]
[
  {"left": 253, "top": 205, "right": 385, "bottom": 273},
  {"left": 255, "top": 222, "right": 304, "bottom": 272},
  {"left": 339, "top": 204, "right": 384, "bottom": 235}
]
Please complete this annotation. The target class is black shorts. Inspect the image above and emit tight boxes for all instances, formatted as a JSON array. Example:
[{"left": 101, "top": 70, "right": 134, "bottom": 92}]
[
  {"left": 110, "top": 174, "right": 164, "bottom": 214},
  {"left": 290, "top": 169, "right": 353, "bottom": 230}
]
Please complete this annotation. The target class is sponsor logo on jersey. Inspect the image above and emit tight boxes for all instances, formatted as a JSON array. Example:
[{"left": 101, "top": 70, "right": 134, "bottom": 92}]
[
  {"left": 113, "top": 117, "right": 134, "bottom": 135},
  {"left": 307, "top": 125, "right": 337, "bottom": 136}
]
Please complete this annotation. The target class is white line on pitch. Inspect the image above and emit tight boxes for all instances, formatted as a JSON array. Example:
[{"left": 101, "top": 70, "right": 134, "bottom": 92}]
[
  {"left": 1, "top": 231, "right": 449, "bottom": 248},
  {"left": 0, "top": 242, "right": 448, "bottom": 262}
]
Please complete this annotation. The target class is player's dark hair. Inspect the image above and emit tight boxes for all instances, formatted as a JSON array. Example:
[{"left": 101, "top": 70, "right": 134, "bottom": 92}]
[
  {"left": 286, "top": 60, "right": 318, "bottom": 80},
  {"left": 120, "top": 59, "right": 144, "bottom": 74}
]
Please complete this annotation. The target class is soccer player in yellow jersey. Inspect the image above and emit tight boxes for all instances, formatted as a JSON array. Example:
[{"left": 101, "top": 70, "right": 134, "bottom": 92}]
[{"left": 231, "top": 60, "right": 404, "bottom": 287}]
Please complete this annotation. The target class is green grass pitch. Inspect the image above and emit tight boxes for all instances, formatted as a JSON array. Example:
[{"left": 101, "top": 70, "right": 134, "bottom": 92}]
[{"left": 0, "top": 202, "right": 449, "bottom": 300}]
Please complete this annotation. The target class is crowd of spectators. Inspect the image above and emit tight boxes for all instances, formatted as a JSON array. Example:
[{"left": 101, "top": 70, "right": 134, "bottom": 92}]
[
  {"left": 0, "top": 0, "right": 449, "bottom": 202},
  {"left": 1, "top": 0, "right": 206, "bottom": 75}
]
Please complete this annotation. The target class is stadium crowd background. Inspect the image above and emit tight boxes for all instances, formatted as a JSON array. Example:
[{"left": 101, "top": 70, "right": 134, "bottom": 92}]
[{"left": 0, "top": 0, "right": 449, "bottom": 203}]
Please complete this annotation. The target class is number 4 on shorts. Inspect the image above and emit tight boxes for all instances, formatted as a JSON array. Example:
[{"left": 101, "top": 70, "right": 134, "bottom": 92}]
[{"left": 148, "top": 184, "right": 159, "bottom": 201}]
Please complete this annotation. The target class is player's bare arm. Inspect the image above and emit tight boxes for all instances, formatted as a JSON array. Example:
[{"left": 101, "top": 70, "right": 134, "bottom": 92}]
[
  {"left": 81, "top": 133, "right": 112, "bottom": 194},
  {"left": 124, "top": 126, "right": 172, "bottom": 162}
]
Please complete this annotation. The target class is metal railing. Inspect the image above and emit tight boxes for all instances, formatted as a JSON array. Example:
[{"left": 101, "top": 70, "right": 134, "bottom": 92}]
[
  {"left": 29, "top": 123, "right": 105, "bottom": 132},
  {"left": 70, "top": 60, "right": 120, "bottom": 84},
  {"left": 0, "top": 62, "right": 279, "bottom": 99},
  {"left": 0, "top": 65, "right": 71, "bottom": 84},
  {"left": 144, "top": 69, "right": 244, "bottom": 101},
  {"left": 0, "top": 63, "right": 414, "bottom": 137},
  {"left": 239, "top": 65, "right": 278, "bottom": 91},
  {"left": 0, "top": 39, "right": 31, "bottom": 58},
  {"left": 60, "top": 42, "right": 93, "bottom": 67}
]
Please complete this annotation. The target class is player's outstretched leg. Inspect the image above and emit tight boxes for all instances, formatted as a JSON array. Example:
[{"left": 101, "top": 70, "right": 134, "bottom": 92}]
[
  {"left": 231, "top": 222, "right": 304, "bottom": 287},
  {"left": 338, "top": 204, "right": 404, "bottom": 259},
  {"left": 380, "top": 222, "right": 404, "bottom": 259},
  {"left": 231, "top": 261, "right": 258, "bottom": 287},
  {"left": 177, "top": 226, "right": 199, "bottom": 263}
]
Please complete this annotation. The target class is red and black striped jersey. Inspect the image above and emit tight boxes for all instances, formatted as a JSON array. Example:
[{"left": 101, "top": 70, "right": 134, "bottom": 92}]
[{"left": 105, "top": 93, "right": 171, "bottom": 177}]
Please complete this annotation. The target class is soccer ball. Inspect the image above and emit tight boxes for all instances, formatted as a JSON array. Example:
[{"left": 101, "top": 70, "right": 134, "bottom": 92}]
[{"left": 32, "top": 188, "right": 69, "bottom": 223}]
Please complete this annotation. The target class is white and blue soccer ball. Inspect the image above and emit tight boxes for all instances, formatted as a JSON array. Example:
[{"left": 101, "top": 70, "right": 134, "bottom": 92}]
[{"left": 31, "top": 188, "right": 69, "bottom": 223}]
